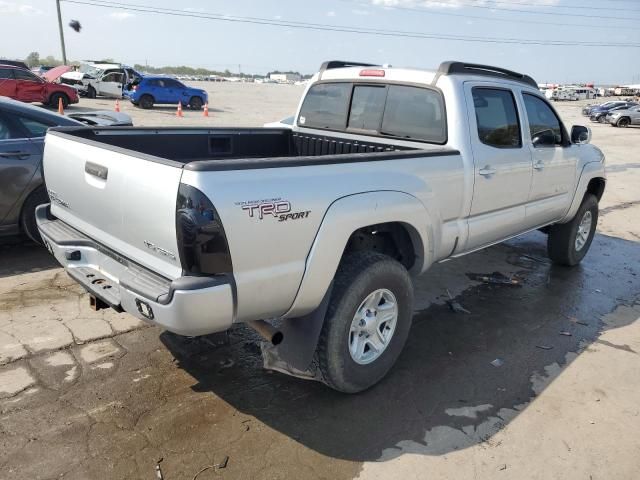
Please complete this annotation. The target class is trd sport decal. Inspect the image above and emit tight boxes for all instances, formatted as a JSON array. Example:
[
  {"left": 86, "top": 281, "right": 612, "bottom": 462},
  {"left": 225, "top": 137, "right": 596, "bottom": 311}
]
[{"left": 236, "top": 198, "right": 310, "bottom": 222}]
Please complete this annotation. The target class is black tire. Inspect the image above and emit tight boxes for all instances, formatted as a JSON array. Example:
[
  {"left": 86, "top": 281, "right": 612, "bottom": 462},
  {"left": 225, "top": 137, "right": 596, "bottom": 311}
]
[
  {"left": 48, "top": 92, "right": 69, "bottom": 109},
  {"left": 20, "top": 187, "right": 49, "bottom": 244},
  {"left": 617, "top": 117, "right": 630, "bottom": 128},
  {"left": 86, "top": 85, "right": 97, "bottom": 99},
  {"left": 189, "top": 96, "right": 203, "bottom": 110},
  {"left": 597, "top": 116, "right": 606, "bottom": 124},
  {"left": 139, "top": 94, "right": 154, "bottom": 109},
  {"left": 316, "top": 251, "right": 414, "bottom": 393},
  {"left": 547, "top": 194, "right": 598, "bottom": 266}
]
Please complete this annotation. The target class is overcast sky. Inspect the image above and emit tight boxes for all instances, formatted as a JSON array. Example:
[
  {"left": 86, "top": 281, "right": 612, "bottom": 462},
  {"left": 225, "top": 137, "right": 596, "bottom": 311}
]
[{"left": 1, "top": 0, "right": 639, "bottom": 84}]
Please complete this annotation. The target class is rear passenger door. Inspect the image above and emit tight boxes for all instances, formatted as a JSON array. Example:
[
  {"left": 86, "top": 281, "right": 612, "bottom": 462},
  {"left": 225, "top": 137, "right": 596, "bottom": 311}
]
[
  {"left": 464, "top": 84, "right": 533, "bottom": 250},
  {"left": 520, "top": 92, "right": 578, "bottom": 226}
]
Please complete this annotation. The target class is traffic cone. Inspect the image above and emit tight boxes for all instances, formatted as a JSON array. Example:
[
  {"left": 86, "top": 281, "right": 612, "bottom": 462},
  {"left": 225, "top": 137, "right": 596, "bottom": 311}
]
[
  {"left": 115, "top": 99, "right": 120, "bottom": 112},
  {"left": 176, "top": 101, "right": 183, "bottom": 117},
  {"left": 203, "top": 102, "right": 209, "bottom": 117},
  {"left": 57, "top": 97, "right": 64, "bottom": 115}
]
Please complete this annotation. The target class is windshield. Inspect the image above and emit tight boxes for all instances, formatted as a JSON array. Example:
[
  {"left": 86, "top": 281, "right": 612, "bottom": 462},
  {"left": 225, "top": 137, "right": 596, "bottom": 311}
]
[{"left": 78, "top": 63, "right": 103, "bottom": 77}]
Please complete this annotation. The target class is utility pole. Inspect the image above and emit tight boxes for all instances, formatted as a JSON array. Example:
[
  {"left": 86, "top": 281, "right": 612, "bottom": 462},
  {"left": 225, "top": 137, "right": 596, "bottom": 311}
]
[{"left": 56, "top": 0, "right": 67, "bottom": 65}]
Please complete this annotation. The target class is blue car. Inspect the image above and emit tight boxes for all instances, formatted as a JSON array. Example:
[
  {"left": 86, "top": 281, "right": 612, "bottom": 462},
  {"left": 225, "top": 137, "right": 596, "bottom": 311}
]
[{"left": 125, "top": 76, "right": 208, "bottom": 110}]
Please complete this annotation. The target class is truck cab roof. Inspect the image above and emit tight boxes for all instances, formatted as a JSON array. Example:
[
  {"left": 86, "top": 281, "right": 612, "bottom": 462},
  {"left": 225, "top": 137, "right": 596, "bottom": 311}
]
[{"left": 312, "top": 60, "right": 539, "bottom": 91}]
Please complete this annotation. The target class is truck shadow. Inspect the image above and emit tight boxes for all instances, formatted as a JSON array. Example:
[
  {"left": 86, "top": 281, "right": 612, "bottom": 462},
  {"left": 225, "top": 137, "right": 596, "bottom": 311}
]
[
  {"left": 0, "top": 239, "right": 59, "bottom": 278},
  {"left": 161, "top": 232, "right": 640, "bottom": 462}
]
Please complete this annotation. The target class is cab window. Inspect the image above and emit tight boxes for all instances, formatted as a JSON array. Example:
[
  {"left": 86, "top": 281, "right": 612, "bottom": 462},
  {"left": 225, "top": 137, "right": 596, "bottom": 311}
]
[
  {"left": 298, "top": 83, "right": 351, "bottom": 130},
  {"left": 472, "top": 87, "right": 521, "bottom": 148},
  {"left": 523, "top": 93, "right": 563, "bottom": 146}
]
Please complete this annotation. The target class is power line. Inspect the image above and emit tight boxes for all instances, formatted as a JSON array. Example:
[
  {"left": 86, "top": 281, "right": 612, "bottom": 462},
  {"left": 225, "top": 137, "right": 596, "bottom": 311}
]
[
  {"left": 341, "top": 0, "right": 640, "bottom": 30},
  {"left": 61, "top": 0, "right": 640, "bottom": 47},
  {"left": 435, "top": 0, "right": 640, "bottom": 12},
  {"left": 365, "top": 0, "right": 640, "bottom": 21}
]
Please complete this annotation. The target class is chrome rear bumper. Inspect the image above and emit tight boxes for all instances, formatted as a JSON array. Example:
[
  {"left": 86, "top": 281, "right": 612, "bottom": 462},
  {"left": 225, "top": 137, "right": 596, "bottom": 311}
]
[{"left": 36, "top": 204, "right": 234, "bottom": 336}]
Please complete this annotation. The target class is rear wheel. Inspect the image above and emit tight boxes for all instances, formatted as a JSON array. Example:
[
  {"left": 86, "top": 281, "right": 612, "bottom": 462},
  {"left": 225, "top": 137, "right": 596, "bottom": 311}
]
[
  {"left": 20, "top": 187, "right": 49, "bottom": 244},
  {"left": 547, "top": 194, "right": 598, "bottom": 266},
  {"left": 139, "top": 94, "right": 154, "bottom": 109},
  {"left": 597, "top": 115, "right": 606, "bottom": 123},
  {"left": 617, "top": 117, "right": 630, "bottom": 128},
  {"left": 316, "top": 251, "right": 414, "bottom": 393},
  {"left": 189, "top": 96, "right": 203, "bottom": 110},
  {"left": 48, "top": 92, "right": 69, "bottom": 109}
]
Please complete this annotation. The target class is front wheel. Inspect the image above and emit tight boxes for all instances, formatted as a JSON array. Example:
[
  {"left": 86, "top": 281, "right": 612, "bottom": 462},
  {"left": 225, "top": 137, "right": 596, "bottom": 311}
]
[
  {"left": 86, "top": 85, "right": 97, "bottom": 99},
  {"left": 48, "top": 92, "right": 69, "bottom": 109},
  {"left": 189, "top": 96, "right": 203, "bottom": 110},
  {"left": 316, "top": 252, "right": 414, "bottom": 393},
  {"left": 547, "top": 194, "right": 598, "bottom": 266}
]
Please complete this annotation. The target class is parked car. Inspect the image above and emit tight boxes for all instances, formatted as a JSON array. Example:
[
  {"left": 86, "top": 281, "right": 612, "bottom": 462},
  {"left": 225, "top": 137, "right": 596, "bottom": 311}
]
[
  {"left": 124, "top": 76, "right": 208, "bottom": 109},
  {"left": 0, "top": 64, "right": 79, "bottom": 108},
  {"left": 589, "top": 104, "right": 635, "bottom": 123},
  {"left": 589, "top": 101, "right": 638, "bottom": 121},
  {"left": 0, "top": 96, "right": 132, "bottom": 242},
  {"left": 607, "top": 105, "right": 640, "bottom": 127},
  {"left": 582, "top": 101, "right": 628, "bottom": 116},
  {"left": 61, "top": 62, "right": 142, "bottom": 99},
  {"left": 37, "top": 60, "right": 605, "bottom": 393}
]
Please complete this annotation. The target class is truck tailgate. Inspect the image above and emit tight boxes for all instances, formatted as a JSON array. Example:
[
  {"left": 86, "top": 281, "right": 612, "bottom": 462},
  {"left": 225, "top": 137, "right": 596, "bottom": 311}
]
[{"left": 43, "top": 132, "right": 184, "bottom": 279}]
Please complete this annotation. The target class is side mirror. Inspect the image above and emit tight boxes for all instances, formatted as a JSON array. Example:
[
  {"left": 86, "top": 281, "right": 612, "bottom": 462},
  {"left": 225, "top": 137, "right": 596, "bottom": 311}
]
[
  {"left": 532, "top": 129, "right": 556, "bottom": 147},
  {"left": 571, "top": 125, "right": 591, "bottom": 144}
]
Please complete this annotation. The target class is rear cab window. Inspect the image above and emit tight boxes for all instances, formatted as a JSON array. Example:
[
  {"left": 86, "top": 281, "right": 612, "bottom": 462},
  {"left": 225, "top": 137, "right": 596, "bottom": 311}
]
[{"left": 298, "top": 81, "right": 447, "bottom": 144}]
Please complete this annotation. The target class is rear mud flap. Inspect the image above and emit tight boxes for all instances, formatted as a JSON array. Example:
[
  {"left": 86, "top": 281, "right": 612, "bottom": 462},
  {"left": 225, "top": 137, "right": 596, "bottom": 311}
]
[{"left": 261, "top": 284, "right": 333, "bottom": 383}]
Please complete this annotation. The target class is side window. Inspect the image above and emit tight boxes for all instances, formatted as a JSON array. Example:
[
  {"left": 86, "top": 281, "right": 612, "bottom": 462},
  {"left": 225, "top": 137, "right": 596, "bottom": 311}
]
[
  {"left": 0, "top": 68, "right": 15, "bottom": 80},
  {"left": 473, "top": 88, "right": 521, "bottom": 148},
  {"left": 298, "top": 83, "right": 351, "bottom": 129},
  {"left": 348, "top": 85, "right": 386, "bottom": 131},
  {"left": 380, "top": 85, "right": 446, "bottom": 143},
  {"left": 102, "top": 72, "right": 123, "bottom": 83},
  {"left": 14, "top": 115, "right": 52, "bottom": 138},
  {"left": 522, "top": 93, "right": 563, "bottom": 146},
  {"left": 0, "top": 116, "right": 16, "bottom": 140},
  {"left": 14, "top": 69, "right": 41, "bottom": 82}
]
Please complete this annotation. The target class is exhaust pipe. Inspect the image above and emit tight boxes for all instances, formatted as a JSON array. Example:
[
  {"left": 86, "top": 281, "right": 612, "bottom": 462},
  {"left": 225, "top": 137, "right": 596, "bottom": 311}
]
[{"left": 247, "top": 320, "right": 283, "bottom": 346}]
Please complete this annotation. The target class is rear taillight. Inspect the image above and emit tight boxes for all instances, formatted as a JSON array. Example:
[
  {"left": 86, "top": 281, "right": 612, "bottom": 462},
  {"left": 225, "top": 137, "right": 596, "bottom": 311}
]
[
  {"left": 176, "top": 184, "right": 232, "bottom": 275},
  {"left": 133, "top": 85, "right": 137, "bottom": 91}
]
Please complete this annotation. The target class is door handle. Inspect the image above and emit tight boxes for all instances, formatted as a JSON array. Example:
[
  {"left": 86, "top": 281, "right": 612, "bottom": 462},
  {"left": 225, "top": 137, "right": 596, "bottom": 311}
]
[
  {"left": 478, "top": 166, "right": 497, "bottom": 177},
  {"left": 533, "top": 161, "right": 545, "bottom": 170},
  {"left": 0, "top": 151, "right": 31, "bottom": 159}
]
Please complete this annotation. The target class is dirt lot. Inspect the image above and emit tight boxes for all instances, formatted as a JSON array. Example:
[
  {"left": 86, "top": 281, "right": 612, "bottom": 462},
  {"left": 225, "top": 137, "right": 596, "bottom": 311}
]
[{"left": 1, "top": 87, "right": 639, "bottom": 480}]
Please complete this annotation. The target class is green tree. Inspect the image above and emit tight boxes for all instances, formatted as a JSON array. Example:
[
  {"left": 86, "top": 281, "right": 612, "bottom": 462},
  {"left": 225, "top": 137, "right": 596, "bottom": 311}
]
[{"left": 25, "top": 51, "right": 40, "bottom": 67}]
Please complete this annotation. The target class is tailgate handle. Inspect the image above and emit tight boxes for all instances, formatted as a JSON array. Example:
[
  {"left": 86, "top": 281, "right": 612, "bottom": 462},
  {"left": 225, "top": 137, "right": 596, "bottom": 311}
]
[{"left": 85, "top": 161, "right": 108, "bottom": 180}]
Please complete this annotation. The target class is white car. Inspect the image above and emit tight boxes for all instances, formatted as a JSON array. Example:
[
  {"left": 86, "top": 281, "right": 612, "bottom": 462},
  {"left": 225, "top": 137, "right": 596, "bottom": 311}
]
[{"left": 61, "top": 62, "right": 142, "bottom": 99}]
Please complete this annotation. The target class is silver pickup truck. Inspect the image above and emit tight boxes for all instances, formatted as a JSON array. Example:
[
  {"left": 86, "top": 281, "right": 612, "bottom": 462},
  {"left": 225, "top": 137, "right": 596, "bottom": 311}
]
[{"left": 37, "top": 61, "right": 605, "bottom": 393}]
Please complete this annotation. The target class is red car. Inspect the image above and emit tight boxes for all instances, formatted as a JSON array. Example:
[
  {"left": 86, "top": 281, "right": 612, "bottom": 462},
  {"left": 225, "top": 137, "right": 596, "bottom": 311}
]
[{"left": 0, "top": 64, "right": 79, "bottom": 108}]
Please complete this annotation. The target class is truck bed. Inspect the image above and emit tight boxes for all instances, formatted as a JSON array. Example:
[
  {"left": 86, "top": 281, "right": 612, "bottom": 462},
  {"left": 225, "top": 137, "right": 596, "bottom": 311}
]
[{"left": 48, "top": 127, "right": 456, "bottom": 171}]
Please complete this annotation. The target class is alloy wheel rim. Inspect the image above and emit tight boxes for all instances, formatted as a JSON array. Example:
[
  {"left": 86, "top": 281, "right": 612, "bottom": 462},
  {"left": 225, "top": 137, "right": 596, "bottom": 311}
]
[
  {"left": 348, "top": 288, "right": 398, "bottom": 365},
  {"left": 575, "top": 210, "right": 593, "bottom": 252}
]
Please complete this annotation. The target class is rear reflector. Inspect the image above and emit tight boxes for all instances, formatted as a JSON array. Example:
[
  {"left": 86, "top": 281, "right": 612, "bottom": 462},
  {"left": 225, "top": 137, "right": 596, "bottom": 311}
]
[{"left": 359, "top": 69, "right": 385, "bottom": 77}]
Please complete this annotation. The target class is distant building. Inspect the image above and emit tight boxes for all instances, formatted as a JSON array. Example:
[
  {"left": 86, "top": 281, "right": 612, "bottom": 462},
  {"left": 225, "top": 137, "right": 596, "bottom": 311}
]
[{"left": 269, "top": 73, "right": 301, "bottom": 83}]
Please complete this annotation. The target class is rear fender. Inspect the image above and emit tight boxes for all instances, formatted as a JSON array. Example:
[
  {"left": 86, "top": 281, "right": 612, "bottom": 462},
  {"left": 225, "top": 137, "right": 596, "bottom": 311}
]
[{"left": 283, "top": 190, "right": 433, "bottom": 319}]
